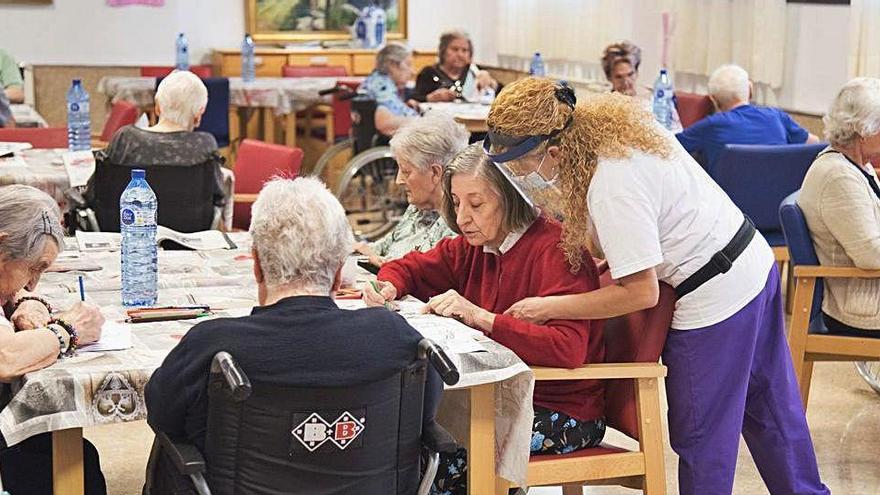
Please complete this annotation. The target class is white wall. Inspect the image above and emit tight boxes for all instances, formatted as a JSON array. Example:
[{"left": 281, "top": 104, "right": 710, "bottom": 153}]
[{"left": 0, "top": 0, "right": 495, "bottom": 66}]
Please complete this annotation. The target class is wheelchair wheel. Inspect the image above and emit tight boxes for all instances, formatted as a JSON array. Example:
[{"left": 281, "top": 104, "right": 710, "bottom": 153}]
[
  {"left": 311, "top": 138, "right": 353, "bottom": 182},
  {"left": 334, "top": 146, "right": 406, "bottom": 241},
  {"left": 855, "top": 362, "right": 880, "bottom": 395}
]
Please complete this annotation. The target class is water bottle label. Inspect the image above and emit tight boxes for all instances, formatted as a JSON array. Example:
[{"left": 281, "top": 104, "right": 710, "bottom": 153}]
[
  {"left": 121, "top": 208, "right": 155, "bottom": 227},
  {"left": 656, "top": 89, "right": 665, "bottom": 98},
  {"left": 70, "top": 102, "right": 79, "bottom": 112}
]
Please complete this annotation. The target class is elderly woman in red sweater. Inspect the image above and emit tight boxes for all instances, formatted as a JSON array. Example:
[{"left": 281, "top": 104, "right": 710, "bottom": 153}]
[{"left": 363, "top": 143, "right": 604, "bottom": 494}]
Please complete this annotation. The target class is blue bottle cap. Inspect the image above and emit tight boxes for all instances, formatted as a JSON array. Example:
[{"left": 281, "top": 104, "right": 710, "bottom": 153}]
[
  {"left": 72, "top": 79, "right": 81, "bottom": 86},
  {"left": 131, "top": 169, "right": 145, "bottom": 180},
  {"left": 660, "top": 68, "right": 668, "bottom": 74}
]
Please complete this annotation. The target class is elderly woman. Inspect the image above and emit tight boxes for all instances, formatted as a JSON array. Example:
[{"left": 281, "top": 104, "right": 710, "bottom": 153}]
[
  {"left": 89, "top": 70, "right": 225, "bottom": 212},
  {"left": 354, "top": 114, "right": 469, "bottom": 267},
  {"left": 490, "top": 78, "right": 828, "bottom": 495},
  {"left": 361, "top": 42, "right": 419, "bottom": 136},
  {"left": 413, "top": 30, "right": 499, "bottom": 103},
  {"left": 0, "top": 185, "right": 106, "bottom": 493},
  {"left": 145, "top": 177, "right": 442, "bottom": 493},
  {"left": 363, "top": 144, "right": 605, "bottom": 494},
  {"left": 601, "top": 41, "right": 681, "bottom": 132},
  {"left": 799, "top": 78, "right": 880, "bottom": 335}
]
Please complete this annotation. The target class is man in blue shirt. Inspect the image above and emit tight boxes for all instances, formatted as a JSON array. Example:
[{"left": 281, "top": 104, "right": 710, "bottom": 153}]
[{"left": 676, "top": 64, "right": 819, "bottom": 172}]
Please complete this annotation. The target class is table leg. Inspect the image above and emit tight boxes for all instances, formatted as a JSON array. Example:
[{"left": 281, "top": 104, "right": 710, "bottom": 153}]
[
  {"left": 468, "top": 383, "right": 501, "bottom": 495},
  {"left": 52, "top": 428, "right": 84, "bottom": 495},
  {"left": 263, "top": 108, "right": 277, "bottom": 144},
  {"left": 245, "top": 108, "right": 261, "bottom": 141},
  {"left": 284, "top": 112, "right": 298, "bottom": 149}
]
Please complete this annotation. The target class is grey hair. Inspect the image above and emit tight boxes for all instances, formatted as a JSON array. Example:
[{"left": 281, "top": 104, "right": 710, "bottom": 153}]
[
  {"left": 155, "top": 70, "right": 208, "bottom": 129},
  {"left": 0, "top": 185, "right": 64, "bottom": 263},
  {"left": 440, "top": 143, "right": 537, "bottom": 236},
  {"left": 389, "top": 113, "right": 469, "bottom": 170},
  {"left": 601, "top": 41, "right": 642, "bottom": 79},
  {"left": 438, "top": 30, "right": 473, "bottom": 65},
  {"left": 708, "top": 64, "right": 750, "bottom": 107},
  {"left": 249, "top": 177, "right": 354, "bottom": 291},
  {"left": 376, "top": 42, "right": 412, "bottom": 74},
  {"left": 823, "top": 77, "right": 880, "bottom": 147}
]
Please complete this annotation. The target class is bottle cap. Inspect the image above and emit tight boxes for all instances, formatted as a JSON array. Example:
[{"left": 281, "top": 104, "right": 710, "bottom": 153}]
[
  {"left": 132, "top": 169, "right": 145, "bottom": 180},
  {"left": 660, "top": 68, "right": 668, "bottom": 74},
  {"left": 72, "top": 79, "right": 81, "bottom": 85}
]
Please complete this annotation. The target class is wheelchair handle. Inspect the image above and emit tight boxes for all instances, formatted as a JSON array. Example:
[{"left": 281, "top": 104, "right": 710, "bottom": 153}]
[
  {"left": 318, "top": 84, "right": 358, "bottom": 101},
  {"left": 211, "top": 351, "right": 252, "bottom": 401},
  {"left": 419, "top": 339, "right": 460, "bottom": 386}
]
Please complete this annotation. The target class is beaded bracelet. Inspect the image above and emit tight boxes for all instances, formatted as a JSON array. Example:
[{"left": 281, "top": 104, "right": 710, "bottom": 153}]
[
  {"left": 46, "top": 324, "right": 70, "bottom": 358},
  {"left": 10, "top": 296, "right": 53, "bottom": 315},
  {"left": 50, "top": 318, "right": 79, "bottom": 357}
]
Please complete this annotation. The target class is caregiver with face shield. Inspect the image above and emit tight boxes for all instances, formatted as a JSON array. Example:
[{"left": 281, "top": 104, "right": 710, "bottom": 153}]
[{"left": 487, "top": 77, "right": 829, "bottom": 495}]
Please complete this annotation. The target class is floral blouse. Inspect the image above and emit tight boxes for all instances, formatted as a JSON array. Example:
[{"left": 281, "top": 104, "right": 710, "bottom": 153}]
[
  {"left": 371, "top": 205, "right": 456, "bottom": 260},
  {"left": 362, "top": 70, "right": 418, "bottom": 117}
]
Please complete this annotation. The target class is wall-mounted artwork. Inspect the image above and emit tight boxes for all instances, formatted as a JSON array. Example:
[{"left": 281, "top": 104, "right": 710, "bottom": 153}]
[
  {"left": 245, "top": 0, "right": 406, "bottom": 43},
  {"left": 0, "top": 0, "right": 53, "bottom": 4}
]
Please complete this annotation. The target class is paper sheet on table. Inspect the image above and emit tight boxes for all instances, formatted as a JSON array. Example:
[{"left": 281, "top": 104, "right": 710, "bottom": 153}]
[
  {"left": 79, "top": 321, "right": 132, "bottom": 352},
  {"left": 0, "top": 156, "right": 28, "bottom": 168},
  {"left": 76, "top": 231, "right": 121, "bottom": 252},
  {"left": 62, "top": 150, "right": 96, "bottom": 187},
  {"left": 0, "top": 141, "right": 32, "bottom": 157},
  {"left": 337, "top": 297, "right": 485, "bottom": 354}
]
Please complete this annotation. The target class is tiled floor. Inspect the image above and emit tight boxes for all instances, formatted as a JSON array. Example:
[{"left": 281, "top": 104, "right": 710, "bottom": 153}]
[{"left": 88, "top": 360, "right": 880, "bottom": 494}]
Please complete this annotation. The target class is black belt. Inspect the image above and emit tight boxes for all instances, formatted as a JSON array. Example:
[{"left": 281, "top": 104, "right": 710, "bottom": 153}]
[{"left": 675, "top": 216, "right": 756, "bottom": 299}]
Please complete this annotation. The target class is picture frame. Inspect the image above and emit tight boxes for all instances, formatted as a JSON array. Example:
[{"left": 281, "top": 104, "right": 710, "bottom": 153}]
[{"left": 245, "top": 0, "right": 407, "bottom": 43}]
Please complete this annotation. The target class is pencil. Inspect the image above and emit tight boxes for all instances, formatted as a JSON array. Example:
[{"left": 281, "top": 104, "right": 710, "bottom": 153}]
[{"left": 78, "top": 275, "right": 85, "bottom": 302}]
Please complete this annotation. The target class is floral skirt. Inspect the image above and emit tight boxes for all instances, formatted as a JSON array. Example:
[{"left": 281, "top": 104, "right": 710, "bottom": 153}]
[{"left": 429, "top": 406, "right": 606, "bottom": 495}]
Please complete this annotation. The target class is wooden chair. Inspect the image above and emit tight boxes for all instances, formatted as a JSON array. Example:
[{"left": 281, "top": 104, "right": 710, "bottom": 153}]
[
  {"left": 506, "top": 261, "right": 674, "bottom": 494},
  {"left": 232, "top": 139, "right": 304, "bottom": 230},
  {"left": 141, "top": 65, "right": 214, "bottom": 79},
  {"left": 674, "top": 91, "right": 712, "bottom": 128},
  {"left": 281, "top": 66, "right": 352, "bottom": 145},
  {"left": 779, "top": 192, "right": 880, "bottom": 408},
  {"left": 91, "top": 100, "right": 141, "bottom": 148},
  {"left": 0, "top": 127, "right": 67, "bottom": 148}
]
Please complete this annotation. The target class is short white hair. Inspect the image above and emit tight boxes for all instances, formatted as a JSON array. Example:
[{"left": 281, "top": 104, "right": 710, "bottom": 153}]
[
  {"left": 707, "top": 64, "right": 750, "bottom": 107},
  {"left": 376, "top": 43, "right": 412, "bottom": 73},
  {"left": 249, "top": 177, "right": 354, "bottom": 291},
  {"left": 390, "top": 113, "right": 469, "bottom": 170},
  {"left": 155, "top": 70, "right": 208, "bottom": 129},
  {"left": 823, "top": 77, "right": 880, "bottom": 147}
]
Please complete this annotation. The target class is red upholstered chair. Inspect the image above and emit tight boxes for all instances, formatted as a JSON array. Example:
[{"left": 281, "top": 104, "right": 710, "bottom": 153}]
[
  {"left": 232, "top": 139, "right": 304, "bottom": 230},
  {"left": 0, "top": 127, "right": 68, "bottom": 148},
  {"left": 675, "top": 91, "right": 713, "bottom": 128},
  {"left": 140, "top": 65, "right": 214, "bottom": 79},
  {"left": 98, "top": 101, "right": 140, "bottom": 142},
  {"left": 281, "top": 65, "right": 348, "bottom": 78},
  {"left": 508, "top": 260, "right": 674, "bottom": 494}
]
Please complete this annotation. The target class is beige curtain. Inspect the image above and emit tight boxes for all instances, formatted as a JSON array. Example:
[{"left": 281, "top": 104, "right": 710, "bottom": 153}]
[
  {"left": 665, "top": 0, "right": 787, "bottom": 89},
  {"left": 850, "top": 0, "right": 880, "bottom": 78},
  {"left": 495, "top": 0, "right": 633, "bottom": 82}
]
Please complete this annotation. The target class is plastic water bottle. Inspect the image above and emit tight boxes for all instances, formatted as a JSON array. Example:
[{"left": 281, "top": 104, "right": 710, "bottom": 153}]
[
  {"left": 354, "top": 8, "right": 368, "bottom": 48},
  {"left": 66, "top": 79, "right": 91, "bottom": 151},
  {"left": 241, "top": 33, "right": 256, "bottom": 82},
  {"left": 120, "top": 169, "right": 158, "bottom": 307},
  {"left": 529, "top": 52, "right": 546, "bottom": 76},
  {"left": 175, "top": 32, "right": 189, "bottom": 71},
  {"left": 652, "top": 69, "right": 675, "bottom": 130},
  {"left": 373, "top": 6, "right": 386, "bottom": 48}
]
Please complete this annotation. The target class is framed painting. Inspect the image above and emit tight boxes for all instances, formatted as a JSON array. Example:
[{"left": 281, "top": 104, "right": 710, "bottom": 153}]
[{"left": 245, "top": 0, "right": 407, "bottom": 43}]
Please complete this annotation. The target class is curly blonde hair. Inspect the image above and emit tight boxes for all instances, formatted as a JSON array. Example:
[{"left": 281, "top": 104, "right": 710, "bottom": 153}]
[{"left": 488, "top": 77, "right": 673, "bottom": 270}]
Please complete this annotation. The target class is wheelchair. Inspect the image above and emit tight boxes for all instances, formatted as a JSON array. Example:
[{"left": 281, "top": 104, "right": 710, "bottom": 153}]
[
  {"left": 856, "top": 362, "right": 880, "bottom": 395},
  {"left": 312, "top": 86, "right": 407, "bottom": 241}
]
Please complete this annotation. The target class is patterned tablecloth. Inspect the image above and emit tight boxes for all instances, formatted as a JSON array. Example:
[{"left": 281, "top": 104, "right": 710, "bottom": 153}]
[
  {"left": 10, "top": 104, "right": 48, "bottom": 128},
  {"left": 0, "top": 149, "right": 236, "bottom": 230},
  {"left": 97, "top": 76, "right": 362, "bottom": 116},
  {"left": 0, "top": 241, "right": 535, "bottom": 484}
]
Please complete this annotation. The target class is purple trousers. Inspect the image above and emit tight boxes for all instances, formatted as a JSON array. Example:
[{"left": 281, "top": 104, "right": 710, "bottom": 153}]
[{"left": 662, "top": 265, "right": 830, "bottom": 495}]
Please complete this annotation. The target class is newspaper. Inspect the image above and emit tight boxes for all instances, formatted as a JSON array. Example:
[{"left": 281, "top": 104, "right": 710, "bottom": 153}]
[
  {"left": 62, "top": 150, "right": 96, "bottom": 188},
  {"left": 75, "top": 228, "right": 236, "bottom": 252}
]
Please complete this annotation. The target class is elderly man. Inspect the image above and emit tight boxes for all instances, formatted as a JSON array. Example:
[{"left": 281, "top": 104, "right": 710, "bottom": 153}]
[
  {"left": 0, "top": 49, "right": 23, "bottom": 104},
  {"left": 0, "top": 185, "right": 106, "bottom": 494},
  {"left": 676, "top": 64, "right": 819, "bottom": 171},
  {"left": 145, "top": 177, "right": 441, "bottom": 493},
  {"left": 355, "top": 114, "right": 468, "bottom": 266}
]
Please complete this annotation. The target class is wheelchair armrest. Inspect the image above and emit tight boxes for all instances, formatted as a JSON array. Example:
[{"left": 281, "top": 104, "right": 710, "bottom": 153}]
[
  {"left": 157, "top": 431, "right": 206, "bottom": 476},
  {"left": 422, "top": 421, "right": 458, "bottom": 455}
]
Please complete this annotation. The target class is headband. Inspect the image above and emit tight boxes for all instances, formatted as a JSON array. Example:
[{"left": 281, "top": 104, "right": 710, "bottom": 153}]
[{"left": 484, "top": 81, "right": 576, "bottom": 163}]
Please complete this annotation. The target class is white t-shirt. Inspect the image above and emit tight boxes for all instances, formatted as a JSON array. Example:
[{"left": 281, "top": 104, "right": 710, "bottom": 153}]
[{"left": 587, "top": 137, "right": 775, "bottom": 330}]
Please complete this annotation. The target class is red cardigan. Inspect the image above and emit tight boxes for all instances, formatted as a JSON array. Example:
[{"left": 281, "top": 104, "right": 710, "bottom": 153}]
[{"left": 378, "top": 216, "right": 605, "bottom": 421}]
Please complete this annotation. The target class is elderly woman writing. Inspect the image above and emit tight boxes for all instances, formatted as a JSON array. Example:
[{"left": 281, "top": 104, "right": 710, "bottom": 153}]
[
  {"left": 799, "top": 77, "right": 880, "bottom": 335},
  {"left": 413, "top": 30, "right": 499, "bottom": 103},
  {"left": 363, "top": 144, "right": 605, "bottom": 494},
  {"left": 354, "top": 114, "right": 468, "bottom": 266},
  {"left": 361, "top": 43, "right": 419, "bottom": 136},
  {"left": 89, "top": 70, "right": 225, "bottom": 216},
  {"left": 0, "top": 185, "right": 106, "bottom": 493}
]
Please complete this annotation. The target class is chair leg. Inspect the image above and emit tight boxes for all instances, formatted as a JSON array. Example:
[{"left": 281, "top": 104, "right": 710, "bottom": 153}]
[
  {"left": 800, "top": 360, "right": 815, "bottom": 410},
  {"left": 784, "top": 261, "right": 796, "bottom": 315},
  {"left": 786, "top": 277, "right": 815, "bottom": 409},
  {"left": 561, "top": 484, "right": 583, "bottom": 495},
  {"left": 635, "top": 377, "right": 666, "bottom": 495}
]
